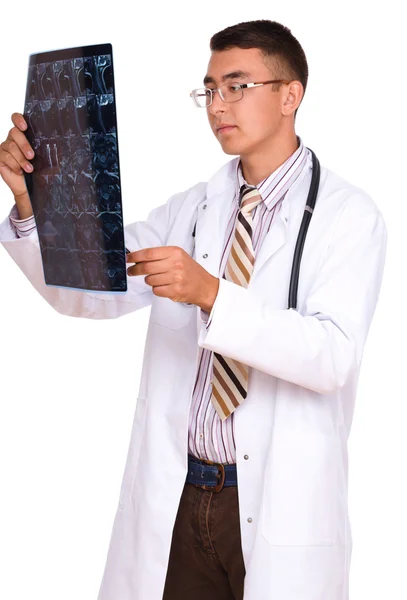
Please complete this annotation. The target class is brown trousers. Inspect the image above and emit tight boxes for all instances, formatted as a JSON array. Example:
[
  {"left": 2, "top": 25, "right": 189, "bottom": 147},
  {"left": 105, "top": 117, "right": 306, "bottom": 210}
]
[{"left": 162, "top": 481, "right": 246, "bottom": 600}]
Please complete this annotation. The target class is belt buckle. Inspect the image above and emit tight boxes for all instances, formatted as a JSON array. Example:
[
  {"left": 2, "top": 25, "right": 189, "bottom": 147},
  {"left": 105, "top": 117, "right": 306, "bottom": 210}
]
[{"left": 200, "top": 458, "right": 226, "bottom": 493}]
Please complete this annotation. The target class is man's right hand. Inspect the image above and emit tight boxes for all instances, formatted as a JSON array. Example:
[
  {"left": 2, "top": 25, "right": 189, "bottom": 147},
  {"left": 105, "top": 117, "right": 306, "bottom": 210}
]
[{"left": 0, "top": 112, "right": 35, "bottom": 219}]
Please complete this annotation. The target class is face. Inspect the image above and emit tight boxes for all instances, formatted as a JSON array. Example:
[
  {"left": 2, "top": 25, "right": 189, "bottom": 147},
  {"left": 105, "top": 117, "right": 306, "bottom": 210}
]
[{"left": 203, "top": 47, "right": 299, "bottom": 157}]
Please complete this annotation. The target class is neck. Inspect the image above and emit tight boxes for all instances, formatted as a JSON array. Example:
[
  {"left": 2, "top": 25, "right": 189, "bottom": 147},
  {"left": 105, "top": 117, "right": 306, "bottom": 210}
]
[{"left": 240, "top": 131, "right": 299, "bottom": 186}]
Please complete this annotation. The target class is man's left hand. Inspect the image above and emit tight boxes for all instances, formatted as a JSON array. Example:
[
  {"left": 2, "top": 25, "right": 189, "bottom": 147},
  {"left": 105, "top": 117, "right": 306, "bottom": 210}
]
[{"left": 126, "top": 246, "right": 220, "bottom": 313}]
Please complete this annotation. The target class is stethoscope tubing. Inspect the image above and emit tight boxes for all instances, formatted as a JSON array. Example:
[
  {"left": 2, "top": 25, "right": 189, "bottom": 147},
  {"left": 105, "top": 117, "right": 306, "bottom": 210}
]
[{"left": 288, "top": 148, "right": 320, "bottom": 310}]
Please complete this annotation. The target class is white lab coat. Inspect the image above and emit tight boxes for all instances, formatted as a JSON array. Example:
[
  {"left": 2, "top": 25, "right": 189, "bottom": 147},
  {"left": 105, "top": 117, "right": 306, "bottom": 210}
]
[{"left": 0, "top": 152, "right": 387, "bottom": 600}]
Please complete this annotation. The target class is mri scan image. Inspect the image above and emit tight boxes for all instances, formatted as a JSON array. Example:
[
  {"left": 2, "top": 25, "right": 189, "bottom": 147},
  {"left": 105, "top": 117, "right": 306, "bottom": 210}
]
[{"left": 23, "top": 43, "right": 126, "bottom": 292}]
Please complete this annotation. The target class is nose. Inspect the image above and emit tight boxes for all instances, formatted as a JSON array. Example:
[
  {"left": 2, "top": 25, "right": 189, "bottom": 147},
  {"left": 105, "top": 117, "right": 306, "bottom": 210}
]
[{"left": 207, "top": 89, "right": 227, "bottom": 117}]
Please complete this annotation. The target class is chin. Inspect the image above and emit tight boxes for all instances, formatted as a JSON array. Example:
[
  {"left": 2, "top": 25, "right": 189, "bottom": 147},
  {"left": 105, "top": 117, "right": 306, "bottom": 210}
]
[
  {"left": 217, "top": 138, "right": 244, "bottom": 155},
  {"left": 220, "top": 146, "right": 240, "bottom": 156}
]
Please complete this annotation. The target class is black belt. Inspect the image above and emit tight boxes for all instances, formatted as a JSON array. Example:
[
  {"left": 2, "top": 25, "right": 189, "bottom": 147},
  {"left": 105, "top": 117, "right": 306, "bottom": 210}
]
[{"left": 186, "top": 453, "right": 237, "bottom": 492}]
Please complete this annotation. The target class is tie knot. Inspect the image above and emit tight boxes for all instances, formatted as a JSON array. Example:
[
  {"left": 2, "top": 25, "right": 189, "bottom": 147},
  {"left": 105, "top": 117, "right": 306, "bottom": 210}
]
[{"left": 239, "top": 185, "right": 263, "bottom": 215}]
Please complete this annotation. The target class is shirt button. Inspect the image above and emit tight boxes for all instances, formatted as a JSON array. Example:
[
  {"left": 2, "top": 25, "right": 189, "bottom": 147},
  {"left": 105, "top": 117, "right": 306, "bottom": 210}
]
[
  {"left": 247, "top": 517, "right": 253, "bottom": 523},
  {"left": 199, "top": 433, "right": 203, "bottom": 439},
  {"left": 202, "top": 253, "right": 208, "bottom": 259},
  {"left": 244, "top": 454, "right": 249, "bottom": 460}
]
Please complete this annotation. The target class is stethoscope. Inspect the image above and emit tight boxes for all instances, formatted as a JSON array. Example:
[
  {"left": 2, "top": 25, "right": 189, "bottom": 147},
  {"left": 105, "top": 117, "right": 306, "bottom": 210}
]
[{"left": 191, "top": 147, "right": 321, "bottom": 311}]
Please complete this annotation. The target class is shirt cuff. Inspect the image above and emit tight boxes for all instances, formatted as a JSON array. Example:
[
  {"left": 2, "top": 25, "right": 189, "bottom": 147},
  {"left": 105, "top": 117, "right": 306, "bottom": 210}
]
[
  {"left": 200, "top": 308, "right": 209, "bottom": 323},
  {"left": 9, "top": 204, "right": 36, "bottom": 238},
  {"left": 199, "top": 287, "right": 220, "bottom": 330}
]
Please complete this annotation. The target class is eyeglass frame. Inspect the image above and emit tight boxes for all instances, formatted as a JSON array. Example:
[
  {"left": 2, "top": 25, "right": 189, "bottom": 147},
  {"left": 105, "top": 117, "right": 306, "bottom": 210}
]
[{"left": 190, "top": 79, "right": 291, "bottom": 107}]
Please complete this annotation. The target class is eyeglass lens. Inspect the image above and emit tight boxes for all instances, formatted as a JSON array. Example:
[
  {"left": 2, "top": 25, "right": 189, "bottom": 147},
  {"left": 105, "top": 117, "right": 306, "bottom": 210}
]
[{"left": 194, "top": 83, "right": 243, "bottom": 107}]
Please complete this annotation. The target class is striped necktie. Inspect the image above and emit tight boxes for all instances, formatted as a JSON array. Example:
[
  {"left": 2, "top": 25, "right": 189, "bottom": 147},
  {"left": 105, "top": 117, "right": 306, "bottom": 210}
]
[{"left": 210, "top": 184, "right": 264, "bottom": 421}]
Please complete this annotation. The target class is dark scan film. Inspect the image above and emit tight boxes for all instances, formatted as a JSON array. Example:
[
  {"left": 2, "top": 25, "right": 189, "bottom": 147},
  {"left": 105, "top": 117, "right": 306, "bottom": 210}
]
[{"left": 23, "top": 43, "right": 127, "bottom": 292}]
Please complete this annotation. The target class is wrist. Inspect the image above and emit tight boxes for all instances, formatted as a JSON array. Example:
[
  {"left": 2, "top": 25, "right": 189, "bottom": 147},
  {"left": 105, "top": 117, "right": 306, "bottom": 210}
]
[
  {"left": 14, "top": 192, "right": 33, "bottom": 220},
  {"left": 200, "top": 276, "right": 219, "bottom": 313}
]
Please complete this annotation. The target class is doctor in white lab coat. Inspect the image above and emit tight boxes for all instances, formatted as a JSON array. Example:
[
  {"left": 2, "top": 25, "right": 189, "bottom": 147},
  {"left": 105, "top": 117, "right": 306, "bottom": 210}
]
[{"left": 0, "top": 20, "right": 387, "bottom": 600}]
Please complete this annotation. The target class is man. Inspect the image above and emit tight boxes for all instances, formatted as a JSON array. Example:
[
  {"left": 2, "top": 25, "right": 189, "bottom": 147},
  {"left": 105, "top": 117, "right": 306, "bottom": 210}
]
[{"left": 0, "top": 19, "right": 387, "bottom": 600}]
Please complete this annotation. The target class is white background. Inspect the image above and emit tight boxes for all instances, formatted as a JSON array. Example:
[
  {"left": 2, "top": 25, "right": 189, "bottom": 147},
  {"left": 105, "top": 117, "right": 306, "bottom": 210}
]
[{"left": 0, "top": 1, "right": 405, "bottom": 598}]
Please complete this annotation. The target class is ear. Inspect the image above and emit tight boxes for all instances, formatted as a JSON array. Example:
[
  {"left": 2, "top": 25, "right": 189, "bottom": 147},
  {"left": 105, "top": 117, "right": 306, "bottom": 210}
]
[{"left": 281, "top": 81, "right": 304, "bottom": 116}]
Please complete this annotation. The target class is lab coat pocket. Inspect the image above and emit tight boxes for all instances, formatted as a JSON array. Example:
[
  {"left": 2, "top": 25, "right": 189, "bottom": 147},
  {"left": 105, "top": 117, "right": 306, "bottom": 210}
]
[
  {"left": 149, "top": 295, "right": 193, "bottom": 330},
  {"left": 118, "top": 396, "right": 148, "bottom": 511},
  {"left": 261, "top": 429, "right": 339, "bottom": 546}
]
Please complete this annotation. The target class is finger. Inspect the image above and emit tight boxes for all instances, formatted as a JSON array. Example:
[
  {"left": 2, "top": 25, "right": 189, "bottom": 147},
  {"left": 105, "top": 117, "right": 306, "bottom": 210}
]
[
  {"left": 11, "top": 112, "right": 28, "bottom": 132},
  {"left": 125, "top": 252, "right": 136, "bottom": 263},
  {"left": 126, "top": 250, "right": 147, "bottom": 263},
  {"left": 0, "top": 142, "right": 33, "bottom": 175},
  {"left": 7, "top": 125, "right": 35, "bottom": 161},
  {"left": 126, "top": 263, "right": 160, "bottom": 277},
  {"left": 126, "top": 260, "right": 171, "bottom": 280},
  {"left": 144, "top": 273, "right": 172, "bottom": 287},
  {"left": 126, "top": 264, "right": 137, "bottom": 277},
  {"left": 0, "top": 134, "right": 34, "bottom": 175},
  {"left": 126, "top": 246, "right": 177, "bottom": 264},
  {"left": 151, "top": 285, "right": 174, "bottom": 298},
  {"left": 127, "top": 257, "right": 172, "bottom": 277},
  {"left": 0, "top": 145, "right": 24, "bottom": 175}
]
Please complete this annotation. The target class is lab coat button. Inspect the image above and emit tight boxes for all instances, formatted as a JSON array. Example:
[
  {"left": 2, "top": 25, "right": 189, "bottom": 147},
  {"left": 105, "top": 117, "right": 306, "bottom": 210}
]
[
  {"left": 203, "top": 253, "right": 208, "bottom": 258},
  {"left": 244, "top": 454, "right": 249, "bottom": 460},
  {"left": 247, "top": 517, "right": 253, "bottom": 523},
  {"left": 203, "top": 204, "right": 207, "bottom": 209}
]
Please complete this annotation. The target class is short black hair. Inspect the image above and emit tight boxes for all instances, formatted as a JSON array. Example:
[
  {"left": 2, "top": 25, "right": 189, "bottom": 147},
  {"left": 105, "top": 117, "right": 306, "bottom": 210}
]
[{"left": 209, "top": 19, "right": 308, "bottom": 118}]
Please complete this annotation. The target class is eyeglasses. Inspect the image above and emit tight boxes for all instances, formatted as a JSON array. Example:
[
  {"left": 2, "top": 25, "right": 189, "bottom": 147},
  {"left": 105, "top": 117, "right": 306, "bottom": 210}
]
[{"left": 190, "top": 79, "right": 291, "bottom": 108}]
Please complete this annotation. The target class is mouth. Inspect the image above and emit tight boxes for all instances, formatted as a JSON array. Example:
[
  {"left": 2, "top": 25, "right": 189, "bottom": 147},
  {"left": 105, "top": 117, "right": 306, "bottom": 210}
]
[{"left": 217, "top": 125, "right": 236, "bottom": 134}]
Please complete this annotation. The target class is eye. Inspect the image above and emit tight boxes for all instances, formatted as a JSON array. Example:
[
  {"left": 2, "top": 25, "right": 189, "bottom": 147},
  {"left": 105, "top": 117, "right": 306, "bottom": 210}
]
[{"left": 228, "top": 84, "right": 241, "bottom": 93}]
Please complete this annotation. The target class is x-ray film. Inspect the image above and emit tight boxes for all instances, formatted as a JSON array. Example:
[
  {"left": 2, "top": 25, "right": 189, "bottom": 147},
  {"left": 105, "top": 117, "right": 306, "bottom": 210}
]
[{"left": 22, "top": 43, "right": 127, "bottom": 292}]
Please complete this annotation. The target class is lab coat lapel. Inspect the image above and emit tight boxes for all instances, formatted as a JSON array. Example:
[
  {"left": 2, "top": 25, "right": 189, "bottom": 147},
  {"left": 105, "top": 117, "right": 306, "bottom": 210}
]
[
  {"left": 252, "top": 201, "right": 290, "bottom": 277},
  {"left": 193, "top": 189, "right": 231, "bottom": 277},
  {"left": 194, "top": 157, "right": 291, "bottom": 281},
  {"left": 193, "top": 158, "right": 236, "bottom": 277}
]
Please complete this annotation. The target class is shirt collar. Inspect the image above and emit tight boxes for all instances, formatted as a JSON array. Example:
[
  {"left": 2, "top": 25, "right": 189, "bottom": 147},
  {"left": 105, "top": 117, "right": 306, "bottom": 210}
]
[{"left": 235, "top": 136, "right": 308, "bottom": 211}]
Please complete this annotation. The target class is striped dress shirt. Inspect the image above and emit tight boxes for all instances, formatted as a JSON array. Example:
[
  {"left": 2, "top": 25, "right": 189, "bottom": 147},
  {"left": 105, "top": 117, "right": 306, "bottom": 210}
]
[
  {"left": 9, "top": 137, "right": 310, "bottom": 465},
  {"left": 189, "top": 137, "right": 310, "bottom": 465},
  {"left": 9, "top": 203, "right": 36, "bottom": 237}
]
